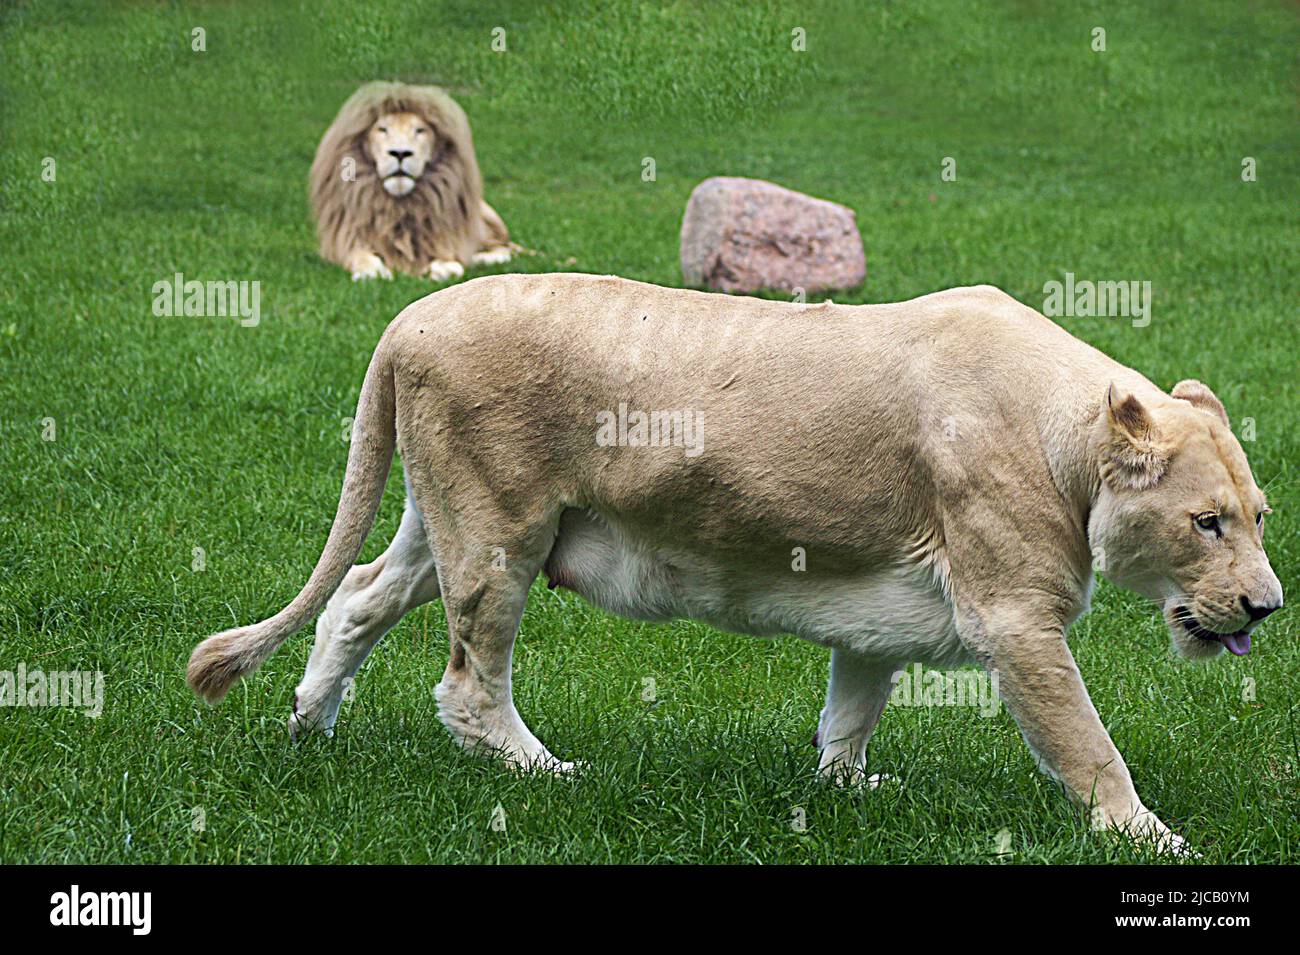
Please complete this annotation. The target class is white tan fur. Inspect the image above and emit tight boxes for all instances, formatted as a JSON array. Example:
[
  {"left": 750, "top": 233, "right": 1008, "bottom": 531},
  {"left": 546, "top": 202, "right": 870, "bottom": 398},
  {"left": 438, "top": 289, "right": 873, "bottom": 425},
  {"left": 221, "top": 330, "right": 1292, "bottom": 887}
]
[
  {"left": 188, "top": 275, "right": 1282, "bottom": 854},
  {"left": 309, "top": 81, "right": 512, "bottom": 282}
]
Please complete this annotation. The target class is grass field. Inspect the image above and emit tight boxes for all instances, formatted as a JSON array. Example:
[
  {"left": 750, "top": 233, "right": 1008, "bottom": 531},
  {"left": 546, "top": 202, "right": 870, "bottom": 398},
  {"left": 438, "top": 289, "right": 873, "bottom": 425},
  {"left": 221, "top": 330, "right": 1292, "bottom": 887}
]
[{"left": 1, "top": 0, "right": 1296, "bottom": 864}]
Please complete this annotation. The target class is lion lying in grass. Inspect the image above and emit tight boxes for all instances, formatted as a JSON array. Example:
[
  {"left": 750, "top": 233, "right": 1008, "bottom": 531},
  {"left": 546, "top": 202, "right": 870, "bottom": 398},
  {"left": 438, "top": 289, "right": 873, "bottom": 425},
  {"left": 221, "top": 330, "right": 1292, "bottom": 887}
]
[
  {"left": 310, "top": 81, "right": 513, "bottom": 282},
  {"left": 188, "top": 276, "right": 1282, "bottom": 855}
]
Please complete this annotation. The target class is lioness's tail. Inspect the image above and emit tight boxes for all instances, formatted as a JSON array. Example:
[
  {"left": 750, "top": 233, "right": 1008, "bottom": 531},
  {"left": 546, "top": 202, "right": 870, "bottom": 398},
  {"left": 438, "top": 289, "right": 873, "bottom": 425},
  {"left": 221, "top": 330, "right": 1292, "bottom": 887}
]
[{"left": 187, "top": 339, "right": 397, "bottom": 704}]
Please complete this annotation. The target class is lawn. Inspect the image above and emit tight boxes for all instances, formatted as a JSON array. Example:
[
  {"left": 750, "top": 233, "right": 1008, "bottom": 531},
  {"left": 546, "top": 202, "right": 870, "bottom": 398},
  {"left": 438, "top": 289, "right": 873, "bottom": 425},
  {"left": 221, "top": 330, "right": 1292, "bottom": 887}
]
[{"left": 0, "top": 0, "right": 1296, "bottom": 863}]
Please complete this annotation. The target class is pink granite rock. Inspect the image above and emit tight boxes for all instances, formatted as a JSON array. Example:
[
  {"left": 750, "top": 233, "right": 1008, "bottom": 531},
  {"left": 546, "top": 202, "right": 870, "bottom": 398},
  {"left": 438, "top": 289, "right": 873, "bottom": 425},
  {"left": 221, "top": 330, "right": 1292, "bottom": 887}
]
[{"left": 680, "top": 177, "right": 865, "bottom": 294}]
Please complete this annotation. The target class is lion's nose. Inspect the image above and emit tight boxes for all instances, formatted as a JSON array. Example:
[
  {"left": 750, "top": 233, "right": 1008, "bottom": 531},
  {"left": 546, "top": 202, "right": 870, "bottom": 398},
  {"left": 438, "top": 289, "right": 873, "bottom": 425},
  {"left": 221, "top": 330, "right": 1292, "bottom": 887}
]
[
  {"left": 1241, "top": 595, "right": 1280, "bottom": 622},
  {"left": 388, "top": 149, "right": 413, "bottom": 161}
]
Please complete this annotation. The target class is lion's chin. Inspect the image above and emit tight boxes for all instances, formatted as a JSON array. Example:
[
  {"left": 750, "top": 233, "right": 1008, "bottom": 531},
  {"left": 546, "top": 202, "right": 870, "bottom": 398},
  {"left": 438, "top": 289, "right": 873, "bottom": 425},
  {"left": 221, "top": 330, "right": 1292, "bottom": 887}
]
[{"left": 383, "top": 175, "right": 416, "bottom": 197}]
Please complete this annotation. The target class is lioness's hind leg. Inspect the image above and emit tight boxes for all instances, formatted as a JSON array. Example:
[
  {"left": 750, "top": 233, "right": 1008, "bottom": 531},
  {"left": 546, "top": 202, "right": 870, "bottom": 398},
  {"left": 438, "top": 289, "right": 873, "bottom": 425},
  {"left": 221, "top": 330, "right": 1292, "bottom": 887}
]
[
  {"left": 291, "top": 489, "right": 439, "bottom": 737},
  {"left": 415, "top": 496, "right": 567, "bottom": 771},
  {"left": 816, "top": 649, "right": 899, "bottom": 787}
]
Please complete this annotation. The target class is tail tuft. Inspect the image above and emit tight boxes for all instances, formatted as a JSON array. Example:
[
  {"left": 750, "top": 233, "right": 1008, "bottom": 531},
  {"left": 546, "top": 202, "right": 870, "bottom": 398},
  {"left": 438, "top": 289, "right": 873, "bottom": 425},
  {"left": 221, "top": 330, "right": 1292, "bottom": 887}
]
[
  {"left": 184, "top": 333, "right": 397, "bottom": 706},
  {"left": 187, "top": 626, "right": 268, "bottom": 704}
]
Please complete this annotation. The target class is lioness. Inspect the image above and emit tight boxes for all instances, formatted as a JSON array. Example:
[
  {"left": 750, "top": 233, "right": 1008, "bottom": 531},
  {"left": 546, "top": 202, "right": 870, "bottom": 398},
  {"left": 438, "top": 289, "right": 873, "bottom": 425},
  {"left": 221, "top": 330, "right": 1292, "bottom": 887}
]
[{"left": 189, "top": 275, "right": 1282, "bottom": 853}]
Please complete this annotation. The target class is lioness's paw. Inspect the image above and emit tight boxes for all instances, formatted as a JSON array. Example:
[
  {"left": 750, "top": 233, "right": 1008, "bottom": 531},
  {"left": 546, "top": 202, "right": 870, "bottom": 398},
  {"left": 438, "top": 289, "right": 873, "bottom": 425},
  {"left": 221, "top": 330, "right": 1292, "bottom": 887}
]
[
  {"left": 350, "top": 254, "right": 392, "bottom": 281},
  {"left": 471, "top": 247, "right": 513, "bottom": 267},
  {"left": 1134, "top": 823, "right": 1197, "bottom": 858},
  {"left": 287, "top": 710, "right": 334, "bottom": 741},
  {"left": 820, "top": 765, "right": 895, "bottom": 789},
  {"left": 288, "top": 695, "right": 335, "bottom": 741},
  {"left": 816, "top": 749, "right": 894, "bottom": 789},
  {"left": 1125, "top": 827, "right": 1197, "bottom": 858},
  {"left": 428, "top": 259, "right": 466, "bottom": 283},
  {"left": 1159, "top": 831, "right": 1198, "bottom": 858},
  {"left": 1101, "top": 807, "right": 1198, "bottom": 858},
  {"left": 499, "top": 750, "right": 583, "bottom": 777},
  {"left": 519, "top": 755, "right": 581, "bottom": 776}
]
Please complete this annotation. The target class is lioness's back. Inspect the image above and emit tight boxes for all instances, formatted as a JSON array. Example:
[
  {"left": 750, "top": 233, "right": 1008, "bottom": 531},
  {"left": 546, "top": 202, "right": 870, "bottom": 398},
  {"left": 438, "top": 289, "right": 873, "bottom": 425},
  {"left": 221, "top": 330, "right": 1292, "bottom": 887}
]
[{"left": 389, "top": 273, "right": 1113, "bottom": 412}]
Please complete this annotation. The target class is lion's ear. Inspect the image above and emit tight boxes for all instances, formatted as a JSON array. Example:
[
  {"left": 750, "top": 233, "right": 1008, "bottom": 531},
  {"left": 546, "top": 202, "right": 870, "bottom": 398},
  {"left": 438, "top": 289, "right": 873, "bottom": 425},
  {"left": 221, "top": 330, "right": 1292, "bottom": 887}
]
[
  {"left": 1099, "top": 383, "right": 1168, "bottom": 490},
  {"left": 1171, "top": 379, "right": 1229, "bottom": 427}
]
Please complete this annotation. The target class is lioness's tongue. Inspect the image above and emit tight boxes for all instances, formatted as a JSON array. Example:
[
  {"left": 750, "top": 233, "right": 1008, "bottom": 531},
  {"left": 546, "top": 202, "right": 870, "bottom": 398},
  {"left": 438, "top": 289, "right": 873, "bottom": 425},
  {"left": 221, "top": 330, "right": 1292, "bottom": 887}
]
[{"left": 1222, "top": 633, "right": 1251, "bottom": 656}]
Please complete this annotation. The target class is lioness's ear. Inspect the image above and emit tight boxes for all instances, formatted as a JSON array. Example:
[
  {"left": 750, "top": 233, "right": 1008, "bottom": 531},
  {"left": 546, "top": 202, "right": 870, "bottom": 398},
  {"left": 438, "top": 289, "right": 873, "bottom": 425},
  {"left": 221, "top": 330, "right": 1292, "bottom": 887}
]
[
  {"left": 1099, "top": 383, "right": 1168, "bottom": 490},
  {"left": 1171, "top": 379, "right": 1230, "bottom": 427}
]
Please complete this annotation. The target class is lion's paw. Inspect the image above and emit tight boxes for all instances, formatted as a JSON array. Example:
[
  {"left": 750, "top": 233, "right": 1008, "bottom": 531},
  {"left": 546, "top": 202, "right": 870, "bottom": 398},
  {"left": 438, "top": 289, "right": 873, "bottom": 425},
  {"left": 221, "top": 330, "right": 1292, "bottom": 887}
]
[
  {"left": 471, "top": 247, "right": 513, "bottom": 267},
  {"left": 350, "top": 255, "right": 393, "bottom": 282},
  {"left": 428, "top": 259, "right": 466, "bottom": 283}
]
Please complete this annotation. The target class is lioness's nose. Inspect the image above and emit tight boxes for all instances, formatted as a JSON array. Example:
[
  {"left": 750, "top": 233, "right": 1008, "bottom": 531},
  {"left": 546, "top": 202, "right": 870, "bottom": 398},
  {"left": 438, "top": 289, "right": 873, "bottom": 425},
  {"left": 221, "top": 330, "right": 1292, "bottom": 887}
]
[
  {"left": 388, "top": 149, "right": 413, "bottom": 161},
  {"left": 1241, "top": 595, "right": 1280, "bottom": 622}
]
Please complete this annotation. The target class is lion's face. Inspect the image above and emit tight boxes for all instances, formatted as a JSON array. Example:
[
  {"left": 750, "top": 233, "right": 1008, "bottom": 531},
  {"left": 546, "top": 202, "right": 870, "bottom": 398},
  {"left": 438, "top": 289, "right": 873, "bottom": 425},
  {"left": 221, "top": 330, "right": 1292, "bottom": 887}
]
[
  {"left": 365, "top": 112, "right": 435, "bottom": 198},
  {"left": 1089, "top": 380, "right": 1282, "bottom": 659}
]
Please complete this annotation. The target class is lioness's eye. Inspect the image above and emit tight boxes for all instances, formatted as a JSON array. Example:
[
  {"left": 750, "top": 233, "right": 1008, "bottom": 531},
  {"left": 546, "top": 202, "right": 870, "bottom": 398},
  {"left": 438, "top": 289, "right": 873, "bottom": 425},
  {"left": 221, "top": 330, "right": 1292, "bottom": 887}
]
[
  {"left": 1194, "top": 512, "right": 1221, "bottom": 534},
  {"left": 377, "top": 126, "right": 388, "bottom": 133},
  {"left": 415, "top": 127, "right": 427, "bottom": 134}
]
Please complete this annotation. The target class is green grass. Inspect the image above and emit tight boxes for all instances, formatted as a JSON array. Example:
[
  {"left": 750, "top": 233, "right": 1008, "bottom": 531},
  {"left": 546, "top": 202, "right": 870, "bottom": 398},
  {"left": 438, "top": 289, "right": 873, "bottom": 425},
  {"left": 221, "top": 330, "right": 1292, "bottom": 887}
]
[{"left": 1, "top": 0, "right": 1297, "bottom": 863}]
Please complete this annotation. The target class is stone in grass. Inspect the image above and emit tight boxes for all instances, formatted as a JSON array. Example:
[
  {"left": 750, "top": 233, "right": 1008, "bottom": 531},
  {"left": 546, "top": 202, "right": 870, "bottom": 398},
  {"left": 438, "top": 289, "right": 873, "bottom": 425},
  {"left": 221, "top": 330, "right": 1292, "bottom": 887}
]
[{"left": 679, "top": 176, "right": 866, "bottom": 294}]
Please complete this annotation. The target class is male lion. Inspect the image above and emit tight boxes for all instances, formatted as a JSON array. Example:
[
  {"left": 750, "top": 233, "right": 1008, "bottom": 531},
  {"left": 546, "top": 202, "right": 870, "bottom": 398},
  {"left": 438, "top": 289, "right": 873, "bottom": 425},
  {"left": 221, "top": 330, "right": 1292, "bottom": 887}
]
[
  {"left": 309, "top": 81, "right": 513, "bottom": 282},
  {"left": 188, "top": 276, "right": 1282, "bottom": 854}
]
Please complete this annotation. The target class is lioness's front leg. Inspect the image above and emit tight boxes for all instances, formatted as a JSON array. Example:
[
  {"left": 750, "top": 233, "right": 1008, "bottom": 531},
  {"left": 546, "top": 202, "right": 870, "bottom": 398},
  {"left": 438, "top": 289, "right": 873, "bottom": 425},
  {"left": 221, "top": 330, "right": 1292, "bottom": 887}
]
[
  {"left": 962, "top": 606, "right": 1187, "bottom": 854},
  {"left": 816, "top": 649, "right": 899, "bottom": 787},
  {"left": 345, "top": 248, "right": 392, "bottom": 281}
]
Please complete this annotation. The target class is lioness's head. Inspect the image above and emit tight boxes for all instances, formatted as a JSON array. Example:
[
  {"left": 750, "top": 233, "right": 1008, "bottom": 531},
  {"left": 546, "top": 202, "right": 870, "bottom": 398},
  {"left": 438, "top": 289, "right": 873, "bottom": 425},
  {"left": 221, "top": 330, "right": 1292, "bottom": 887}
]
[
  {"left": 366, "top": 112, "right": 435, "bottom": 197},
  {"left": 1089, "top": 379, "right": 1282, "bottom": 659}
]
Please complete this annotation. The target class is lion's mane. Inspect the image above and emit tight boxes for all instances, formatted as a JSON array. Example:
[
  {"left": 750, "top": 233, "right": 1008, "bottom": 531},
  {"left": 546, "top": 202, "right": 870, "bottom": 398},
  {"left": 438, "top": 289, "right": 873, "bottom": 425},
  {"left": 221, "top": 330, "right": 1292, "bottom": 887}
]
[{"left": 310, "top": 81, "right": 495, "bottom": 275}]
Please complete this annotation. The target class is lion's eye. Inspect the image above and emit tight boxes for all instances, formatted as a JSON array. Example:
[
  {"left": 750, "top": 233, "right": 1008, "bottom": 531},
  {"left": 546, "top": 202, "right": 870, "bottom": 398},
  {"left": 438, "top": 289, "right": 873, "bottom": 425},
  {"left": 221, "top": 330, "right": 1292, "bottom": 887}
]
[
  {"left": 1194, "top": 512, "right": 1221, "bottom": 534},
  {"left": 377, "top": 127, "right": 388, "bottom": 134},
  {"left": 415, "top": 127, "right": 427, "bottom": 135}
]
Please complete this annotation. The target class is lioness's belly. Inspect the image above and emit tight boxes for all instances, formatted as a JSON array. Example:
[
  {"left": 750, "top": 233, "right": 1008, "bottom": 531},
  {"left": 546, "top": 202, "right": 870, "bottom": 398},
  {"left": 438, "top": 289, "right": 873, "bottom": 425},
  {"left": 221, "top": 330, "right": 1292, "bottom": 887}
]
[{"left": 543, "top": 509, "right": 967, "bottom": 666}]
